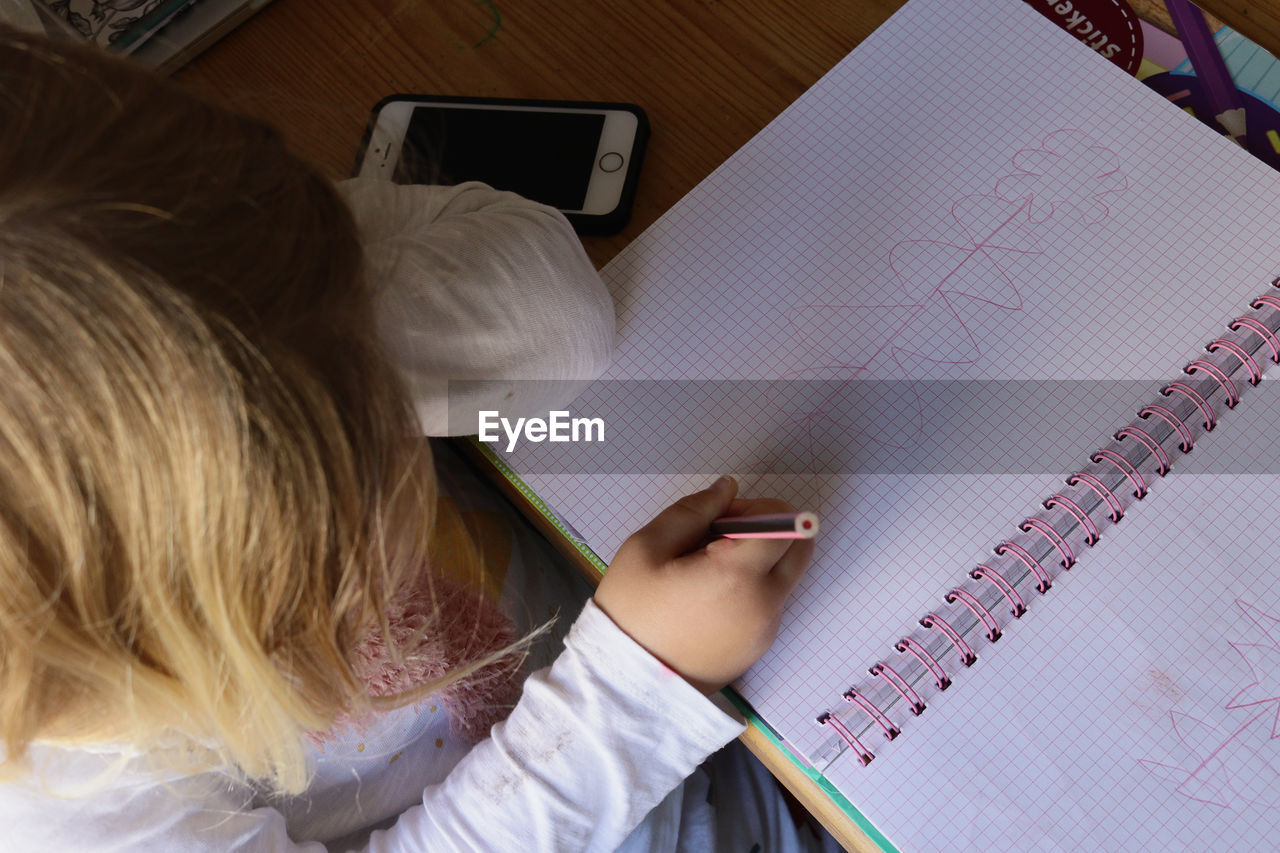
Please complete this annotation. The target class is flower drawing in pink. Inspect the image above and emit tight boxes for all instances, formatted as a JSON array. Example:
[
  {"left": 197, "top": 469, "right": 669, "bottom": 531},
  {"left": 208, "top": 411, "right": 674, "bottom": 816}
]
[{"left": 994, "top": 128, "right": 1128, "bottom": 224}]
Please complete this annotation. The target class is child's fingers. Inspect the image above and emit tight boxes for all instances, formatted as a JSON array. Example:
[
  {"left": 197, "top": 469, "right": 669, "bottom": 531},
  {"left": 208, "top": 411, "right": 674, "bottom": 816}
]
[
  {"left": 721, "top": 496, "right": 793, "bottom": 518},
  {"left": 632, "top": 476, "right": 739, "bottom": 560},
  {"left": 702, "top": 536, "right": 794, "bottom": 576},
  {"left": 768, "top": 538, "right": 815, "bottom": 594}
]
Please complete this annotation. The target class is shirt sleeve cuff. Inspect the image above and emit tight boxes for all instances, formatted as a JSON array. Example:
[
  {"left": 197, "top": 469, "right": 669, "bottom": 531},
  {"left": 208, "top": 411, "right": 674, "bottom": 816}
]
[{"left": 566, "top": 599, "right": 746, "bottom": 750}]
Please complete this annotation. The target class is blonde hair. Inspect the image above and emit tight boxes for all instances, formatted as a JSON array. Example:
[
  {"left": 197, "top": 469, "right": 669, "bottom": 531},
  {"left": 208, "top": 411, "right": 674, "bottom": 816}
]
[{"left": 0, "top": 28, "right": 502, "bottom": 793}]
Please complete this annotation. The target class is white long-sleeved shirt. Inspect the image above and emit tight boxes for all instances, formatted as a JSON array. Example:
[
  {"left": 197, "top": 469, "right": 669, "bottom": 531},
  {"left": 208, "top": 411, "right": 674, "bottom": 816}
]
[
  {"left": 0, "top": 181, "right": 746, "bottom": 850},
  {"left": 2, "top": 603, "right": 744, "bottom": 851}
]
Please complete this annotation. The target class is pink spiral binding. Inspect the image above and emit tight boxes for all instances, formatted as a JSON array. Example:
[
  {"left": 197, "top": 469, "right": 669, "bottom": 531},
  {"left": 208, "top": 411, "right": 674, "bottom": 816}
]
[
  {"left": 1067, "top": 471, "right": 1123, "bottom": 523},
  {"left": 1230, "top": 316, "right": 1280, "bottom": 363},
  {"left": 995, "top": 540, "right": 1053, "bottom": 593},
  {"left": 1115, "top": 426, "right": 1170, "bottom": 476},
  {"left": 895, "top": 637, "right": 950, "bottom": 690},
  {"left": 817, "top": 712, "right": 873, "bottom": 765},
  {"left": 1139, "top": 404, "right": 1193, "bottom": 452},
  {"left": 1044, "top": 494, "right": 1100, "bottom": 545},
  {"left": 843, "top": 688, "right": 899, "bottom": 739},
  {"left": 945, "top": 588, "right": 1001, "bottom": 641},
  {"left": 1020, "top": 517, "right": 1074, "bottom": 567},
  {"left": 1163, "top": 381, "right": 1216, "bottom": 430},
  {"left": 920, "top": 613, "right": 976, "bottom": 666},
  {"left": 824, "top": 280, "right": 1280, "bottom": 770},
  {"left": 971, "top": 564, "right": 1027, "bottom": 617},
  {"left": 1185, "top": 359, "right": 1239, "bottom": 408},
  {"left": 870, "top": 662, "right": 926, "bottom": 716},
  {"left": 1253, "top": 293, "right": 1280, "bottom": 313},
  {"left": 1208, "top": 338, "right": 1261, "bottom": 384},
  {"left": 1091, "top": 449, "right": 1147, "bottom": 499}
]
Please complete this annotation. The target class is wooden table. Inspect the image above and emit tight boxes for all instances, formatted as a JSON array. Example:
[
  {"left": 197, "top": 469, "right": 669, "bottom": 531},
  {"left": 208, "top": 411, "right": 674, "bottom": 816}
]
[{"left": 177, "top": 3, "right": 1280, "bottom": 848}]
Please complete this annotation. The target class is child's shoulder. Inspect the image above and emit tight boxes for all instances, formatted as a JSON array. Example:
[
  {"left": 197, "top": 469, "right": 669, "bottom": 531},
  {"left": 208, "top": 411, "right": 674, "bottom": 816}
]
[{"left": 0, "top": 742, "right": 251, "bottom": 849}]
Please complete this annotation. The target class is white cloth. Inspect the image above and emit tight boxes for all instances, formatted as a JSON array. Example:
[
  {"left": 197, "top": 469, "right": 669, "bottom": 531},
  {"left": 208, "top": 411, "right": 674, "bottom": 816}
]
[{"left": 340, "top": 179, "right": 616, "bottom": 436}]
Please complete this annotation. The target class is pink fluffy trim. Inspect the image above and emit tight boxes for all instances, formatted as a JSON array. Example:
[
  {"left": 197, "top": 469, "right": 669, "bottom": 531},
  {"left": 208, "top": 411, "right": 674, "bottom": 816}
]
[{"left": 314, "top": 570, "right": 522, "bottom": 745}]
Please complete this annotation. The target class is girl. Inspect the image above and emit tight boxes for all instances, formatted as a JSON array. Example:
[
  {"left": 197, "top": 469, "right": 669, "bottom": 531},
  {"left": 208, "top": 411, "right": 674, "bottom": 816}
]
[{"left": 0, "top": 26, "right": 823, "bottom": 850}]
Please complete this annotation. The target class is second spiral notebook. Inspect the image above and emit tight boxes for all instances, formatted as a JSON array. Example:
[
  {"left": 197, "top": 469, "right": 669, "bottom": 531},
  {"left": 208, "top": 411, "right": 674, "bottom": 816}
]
[{"left": 483, "top": 0, "right": 1280, "bottom": 849}]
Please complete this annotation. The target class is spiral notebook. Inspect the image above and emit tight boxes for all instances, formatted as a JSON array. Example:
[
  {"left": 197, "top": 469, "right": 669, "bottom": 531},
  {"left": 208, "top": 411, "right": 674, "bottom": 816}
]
[{"left": 482, "top": 1, "right": 1280, "bottom": 849}]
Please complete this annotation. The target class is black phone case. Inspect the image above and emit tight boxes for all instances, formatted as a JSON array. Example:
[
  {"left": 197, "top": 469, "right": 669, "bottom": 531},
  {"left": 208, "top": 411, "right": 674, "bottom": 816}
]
[{"left": 355, "top": 95, "right": 650, "bottom": 236}]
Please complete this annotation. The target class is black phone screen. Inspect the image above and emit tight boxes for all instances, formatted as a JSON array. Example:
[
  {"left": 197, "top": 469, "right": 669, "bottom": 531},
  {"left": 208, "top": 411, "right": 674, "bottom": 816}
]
[{"left": 394, "top": 107, "right": 606, "bottom": 211}]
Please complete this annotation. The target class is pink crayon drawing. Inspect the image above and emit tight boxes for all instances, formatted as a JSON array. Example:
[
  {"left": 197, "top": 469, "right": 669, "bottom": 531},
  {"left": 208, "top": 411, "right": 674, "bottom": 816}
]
[
  {"left": 772, "top": 130, "right": 1128, "bottom": 467},
  {"left": 1140, "top": 599, "right": 1280, "bottom": 809},
  {"left": 1138, "top": 709, "right": 1280, "bottom": 810},
  {"left": 1225, "top": 599, "right": 1280, "bottom": 738},
  {"left": 791, "top": 129, "right": 1128, "bottom": 377}
]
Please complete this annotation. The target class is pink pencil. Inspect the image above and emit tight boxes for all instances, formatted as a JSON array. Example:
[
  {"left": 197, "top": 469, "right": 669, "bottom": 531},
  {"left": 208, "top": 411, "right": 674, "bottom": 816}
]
[{"left": 710, "top": 511, "right": 819, "bottom": 539}]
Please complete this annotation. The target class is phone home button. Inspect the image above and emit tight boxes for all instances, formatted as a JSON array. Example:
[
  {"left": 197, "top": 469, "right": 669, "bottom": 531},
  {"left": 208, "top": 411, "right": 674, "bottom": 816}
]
[{"left": 598, "top": 152, "right": 625, "bottom": 173}]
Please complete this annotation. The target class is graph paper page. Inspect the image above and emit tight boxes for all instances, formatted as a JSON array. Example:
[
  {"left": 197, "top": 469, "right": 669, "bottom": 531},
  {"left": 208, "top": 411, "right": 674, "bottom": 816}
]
[{"left": 499, "top": 0, "right": 1280, "bottom": 848}]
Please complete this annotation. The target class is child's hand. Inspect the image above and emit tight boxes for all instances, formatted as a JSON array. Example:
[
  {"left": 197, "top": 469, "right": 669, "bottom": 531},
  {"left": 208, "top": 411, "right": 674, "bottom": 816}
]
[{"left": 594, "top": 477, "right": 813, "bottom": 694}]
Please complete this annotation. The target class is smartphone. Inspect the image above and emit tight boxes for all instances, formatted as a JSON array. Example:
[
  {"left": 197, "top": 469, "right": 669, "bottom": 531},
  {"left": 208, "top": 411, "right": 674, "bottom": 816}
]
[{"left": 356, "top": 95, "right": 649, "bottom": 235}]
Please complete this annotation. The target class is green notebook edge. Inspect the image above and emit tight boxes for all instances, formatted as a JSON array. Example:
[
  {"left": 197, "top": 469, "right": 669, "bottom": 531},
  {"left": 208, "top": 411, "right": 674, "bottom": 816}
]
[{"left": 466, "top": 436, "right": 898, "bottom": 853}]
